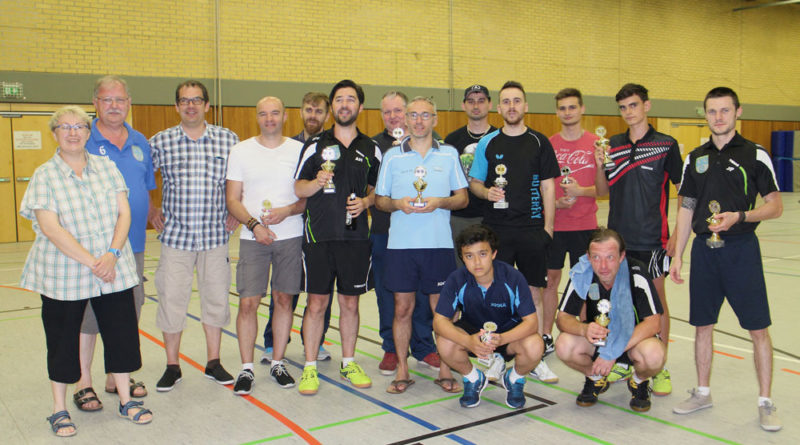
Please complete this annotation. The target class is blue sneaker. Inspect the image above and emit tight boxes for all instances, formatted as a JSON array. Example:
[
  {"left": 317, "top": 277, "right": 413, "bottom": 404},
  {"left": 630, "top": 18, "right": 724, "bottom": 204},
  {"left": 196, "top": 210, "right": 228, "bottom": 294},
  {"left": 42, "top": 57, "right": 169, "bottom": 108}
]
[
  {"left": 260, "top": 347, "right": 273, "bottom": 364},
  {"left": 502, "top": 369, "right": 526, "bottom": 409},
  {"left": 459, "top": 370, "right": 488, "bottom": 408}
]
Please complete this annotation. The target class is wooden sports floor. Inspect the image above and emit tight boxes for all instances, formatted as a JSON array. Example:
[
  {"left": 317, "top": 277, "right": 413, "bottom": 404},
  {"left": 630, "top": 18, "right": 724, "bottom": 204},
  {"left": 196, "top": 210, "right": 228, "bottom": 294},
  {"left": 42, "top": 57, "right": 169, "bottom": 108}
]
[{"left": 1, "top": 195, "right": 798, "bottom": 444}]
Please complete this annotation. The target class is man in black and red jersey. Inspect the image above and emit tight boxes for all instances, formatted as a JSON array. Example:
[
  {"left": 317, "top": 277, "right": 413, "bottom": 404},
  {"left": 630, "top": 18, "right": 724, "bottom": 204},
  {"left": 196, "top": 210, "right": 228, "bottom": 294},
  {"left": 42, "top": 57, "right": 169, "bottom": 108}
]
[{"left": 594, "top": 83, "right": 682, "bottom": 396}]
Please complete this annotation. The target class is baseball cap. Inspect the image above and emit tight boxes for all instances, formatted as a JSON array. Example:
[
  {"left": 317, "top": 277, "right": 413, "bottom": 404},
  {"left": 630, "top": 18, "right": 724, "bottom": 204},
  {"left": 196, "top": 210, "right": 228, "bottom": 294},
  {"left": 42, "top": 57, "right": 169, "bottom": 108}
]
[{"left": 463, "top": 85, "right": 490, "bottom": 101}]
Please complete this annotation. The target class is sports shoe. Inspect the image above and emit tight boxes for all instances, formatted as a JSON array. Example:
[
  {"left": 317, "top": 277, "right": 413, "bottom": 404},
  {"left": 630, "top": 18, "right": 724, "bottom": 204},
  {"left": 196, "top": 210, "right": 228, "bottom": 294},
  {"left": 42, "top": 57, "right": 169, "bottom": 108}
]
[
  {"left": 759, "top": 401, "right": 782, "bottom": 432},
  {"left": 485, "top": 353, "right": 506, "bottom": 382},
  {"left": 628, "top": 378, "right": 652, "bottom": 412},
  {"left": 502, "top": 369, "right": 526, "bottom": 409},
  {"left": 459, "top": 370, "right": 489, "bottom": 408},
  {"left": 576, "top": 376, "right": 609, "bottom": 407},
  {"left": 607, "top": 363, "right": 632, "bottom": 383},
  {"left": 270, "top": 362, "right": 296, "bottom": 388},
  {"left": 542, "top": 334, "right": 555, "bottom": 357},
  {"left": 204, "top": 363, "right": 235, "bottom": 385},
  {"left": 340, "top": 362, "right": 372, "bottom": 388},
  {"left": 317, "top": 345, "right": 331, "bottom": 361},
  {"left": 156, "top": 367, "right": 182, "bottom": 392},
  {"left": 530, "top": 360, "right": 559, "bottom": 383},
  {"left": 298, "top": 366, "right": 319, "bottom": 395},
  {"left": 379, "top": 352, "right": 398, "bottom": 375},
  {"left": 419, "top": 352, "right": 441, "bottom": 371},
  {"left": 260, "top": 347, "right": 273, "bottom": 364},
  {"left": 673, "top": 388, "right": 713, "bottom": 414},
  {"left": 233, "top": 369, "right": 254, "bottom": 395},
  {"left": 652, "top": 369, "right": 672, "bottom": 395}
]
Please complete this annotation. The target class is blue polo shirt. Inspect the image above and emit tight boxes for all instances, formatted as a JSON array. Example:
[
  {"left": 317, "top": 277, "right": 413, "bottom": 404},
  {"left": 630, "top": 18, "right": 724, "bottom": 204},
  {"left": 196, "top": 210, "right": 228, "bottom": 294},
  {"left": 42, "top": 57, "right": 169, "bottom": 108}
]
[
  {"left": 86, "top": 119, "right": 156, "bottom": 253},
  {"left": 375, "top": 138, "right": 468, "bottom": 249},
  {"left": 436, "top": 260, "right": 535, "bottom": 333}
]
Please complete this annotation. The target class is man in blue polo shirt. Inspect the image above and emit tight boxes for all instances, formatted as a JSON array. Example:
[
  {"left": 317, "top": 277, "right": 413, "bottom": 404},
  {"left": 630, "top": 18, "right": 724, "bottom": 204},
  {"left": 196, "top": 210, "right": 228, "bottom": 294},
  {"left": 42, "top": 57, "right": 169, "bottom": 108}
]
[
  {"left": 73, "top": 76, "right": 156, "bottom": 410},
  {"left": 375, "top": 96, "right": 468, "bottom": 394},
  {"left": 434, "top": 224, "right": 544, "bottom": 409}
]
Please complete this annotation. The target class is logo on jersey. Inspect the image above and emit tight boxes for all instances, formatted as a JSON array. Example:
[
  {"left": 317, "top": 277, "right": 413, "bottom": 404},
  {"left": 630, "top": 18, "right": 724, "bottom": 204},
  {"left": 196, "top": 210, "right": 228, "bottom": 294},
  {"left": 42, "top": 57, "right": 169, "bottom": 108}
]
[
  {"left": 695, "top": 155, "right": 709, "bottom": 174},
  {"left": 495, "top": 154, "right": 504, "bottom": 160},
  {"left": 98, "top": 146, "right": 107, "bottom": 156},
  {"left": 132, "top": 145, "right": 144, "bottom": 162}
]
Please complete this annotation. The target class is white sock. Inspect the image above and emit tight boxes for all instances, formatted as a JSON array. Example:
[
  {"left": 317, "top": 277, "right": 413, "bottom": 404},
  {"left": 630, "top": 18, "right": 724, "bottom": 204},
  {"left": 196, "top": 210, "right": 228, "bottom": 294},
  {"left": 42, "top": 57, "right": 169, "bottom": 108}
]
[
  {"left": 305, "top": 361, "right": 317, "bottom": 368},
  {"left": 758, "top": 396, "right": 772, "bottom": 406},
  {"left": 589, "top": 375, "right": 601, "bottom": 381},
  {"left": 342, "top": 357, "right": 354, "bottom": 367},
  {"left": 464, "top": 366, "right": 480, "bottom": 383},
  {"left": 509, "top": 367, "right": 525, "bottom": 383},
  {"left": 617, "top": 363, "right": 630, "bottom": 370},
  {"left": 271, "top": 360, "right": 282, "bottom": 368},
  {"left": 242, "top": 363, "right": 254, "bottom": 371},
  {"left": 633, "top": 373, "right": 645, "bottom": 384},
  {"left": 697, "top": 386, "right": 710, "bottom": 396}
]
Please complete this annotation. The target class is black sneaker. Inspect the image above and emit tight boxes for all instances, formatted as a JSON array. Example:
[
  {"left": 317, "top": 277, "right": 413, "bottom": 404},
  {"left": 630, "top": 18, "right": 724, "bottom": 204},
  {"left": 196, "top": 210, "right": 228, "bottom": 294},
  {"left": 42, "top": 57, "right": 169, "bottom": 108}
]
[
  {"left": 156, "top": 367, "right": 182, "bottom": 392},
  {"left": 576, "top": 376, "right": 609, "bottom": 407},
  {"left": 270, "top": 362, "right": 296, "bottom": 388},
  {"left": 233, "top": 369, "right": 255, "bottom": 395},
  {"left": 542, "top": 334, "right": 555, "bottom": 357},
  {"left": 628, "top": 378, "right": 652, "bottom": 412},
  {"left": 204, "top": 363, "right": 235, "bottom": 385}
]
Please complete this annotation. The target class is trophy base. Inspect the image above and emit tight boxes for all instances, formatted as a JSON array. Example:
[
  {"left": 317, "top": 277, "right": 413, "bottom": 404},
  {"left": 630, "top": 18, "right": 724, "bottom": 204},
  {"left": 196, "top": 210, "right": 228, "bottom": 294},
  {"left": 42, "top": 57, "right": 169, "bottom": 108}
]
[
  {"left": 411, "top": 201, "right": 427, "bottom": 208},
  {"left": 592, "top": 340, "right": 606, "bottom": 347},
  {"left": 323, "top": 188, "right": 336, "bottom": 194},
  {"left": 706, "top": 238, "right": 725, "bottom": 249},
  {"left": 493, "top": 201, "right": 509, "bottom": 209},
  {"left": 604, "top": 162, "right": 615, "bottom": 171}
]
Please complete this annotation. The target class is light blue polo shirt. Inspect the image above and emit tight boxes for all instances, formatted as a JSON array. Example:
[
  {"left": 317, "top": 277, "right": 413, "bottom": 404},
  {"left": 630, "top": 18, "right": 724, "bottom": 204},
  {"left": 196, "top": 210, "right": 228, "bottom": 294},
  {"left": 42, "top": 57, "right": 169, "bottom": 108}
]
[
  {"left": 86, "top": 119, "right": 156, "bottom": 253},
  {"left": 375, "top": 139, "right": 468, "bottom": 249}
]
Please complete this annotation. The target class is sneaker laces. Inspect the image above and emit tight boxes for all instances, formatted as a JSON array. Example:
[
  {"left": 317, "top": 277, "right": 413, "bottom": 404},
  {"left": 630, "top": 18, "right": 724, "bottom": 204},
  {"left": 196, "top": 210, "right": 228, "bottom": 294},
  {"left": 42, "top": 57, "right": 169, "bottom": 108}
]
[
  {"left": 238, "top": 370, "right": 254, "bottom": 381},
  {"left": 761, "top": 401, "right": 777, "bottom": 413},
  {"left": 301, "top": 367, "right": 316, "bottom": 380},
  {"left": 272, "top": 363, "right": 289, "bottom": 377}
]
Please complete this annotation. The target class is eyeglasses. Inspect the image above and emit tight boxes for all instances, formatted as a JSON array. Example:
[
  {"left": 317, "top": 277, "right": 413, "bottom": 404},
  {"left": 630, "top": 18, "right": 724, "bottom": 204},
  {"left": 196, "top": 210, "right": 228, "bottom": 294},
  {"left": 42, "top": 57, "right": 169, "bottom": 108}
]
[
  {"left": 406, "top": 112, "right": 436, "bottom": 121},
  {"left": 54, "top": 123, "right": 90, "bottom": 131},
  {"left": 96, "top": 96, "right": 129, "bottom": 105},
  {"left": 178, "top": 96, "right": 206, "bottom": 106}
]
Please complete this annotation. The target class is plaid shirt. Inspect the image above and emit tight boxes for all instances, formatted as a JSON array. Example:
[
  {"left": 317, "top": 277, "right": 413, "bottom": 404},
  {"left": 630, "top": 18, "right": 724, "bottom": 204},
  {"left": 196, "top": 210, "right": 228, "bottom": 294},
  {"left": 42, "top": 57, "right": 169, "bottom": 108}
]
[
  {"left": 150, "top": 123, "right": 239, "bottom": 251},
  {"left": 20, "top": 152, "right": 139, "bottom": 301}
]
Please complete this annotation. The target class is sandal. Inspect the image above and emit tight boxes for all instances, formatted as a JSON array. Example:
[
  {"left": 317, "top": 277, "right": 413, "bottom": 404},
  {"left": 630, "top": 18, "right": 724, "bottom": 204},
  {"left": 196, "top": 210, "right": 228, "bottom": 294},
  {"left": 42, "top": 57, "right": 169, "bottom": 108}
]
[
  {"left": 73, "top": 387, "right": 103, "bottom": 412},
  {"left": 106, "top": 378, "right": 148, "bottom": 398},
  {"left": 434, "top": 378, "right": 462, "bottom": 393},
  {"left": 386, "top": 379, "right": 415, "bottom": 394},
  {"left": 119, "top": 400, "right": 153, "bottom": 425},
  {"left": 46, "top": 410, "right": 77, "bottom": 437}
]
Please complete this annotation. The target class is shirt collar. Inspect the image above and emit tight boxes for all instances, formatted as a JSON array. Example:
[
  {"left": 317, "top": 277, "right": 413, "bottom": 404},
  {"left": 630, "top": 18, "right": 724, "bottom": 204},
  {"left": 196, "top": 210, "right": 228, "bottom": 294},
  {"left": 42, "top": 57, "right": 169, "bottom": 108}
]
[
  {"left": 89, "top": 118, "right": 134, "bottom": 149},
  {"left": 53, "top": 150, "right": 98, "bottom": 177},
  {"left": 400, "top": 137, "right": 440, "bottom": 153}
]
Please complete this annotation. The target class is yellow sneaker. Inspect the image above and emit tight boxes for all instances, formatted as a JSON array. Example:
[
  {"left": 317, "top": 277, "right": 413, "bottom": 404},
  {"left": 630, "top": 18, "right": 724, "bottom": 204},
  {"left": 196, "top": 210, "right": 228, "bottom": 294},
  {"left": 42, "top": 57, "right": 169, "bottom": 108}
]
[
  {"left": 340, "top": 362, "right": 372, "bottom": 388},
  {"left": 298, "top": 365, "right": 319, "bottom": 395},
  {"left": 607, "top": 363, "right": 632, "bottom": 383},
  {"left": 652, "top": 369, "right": 672, "bottom": 395}
]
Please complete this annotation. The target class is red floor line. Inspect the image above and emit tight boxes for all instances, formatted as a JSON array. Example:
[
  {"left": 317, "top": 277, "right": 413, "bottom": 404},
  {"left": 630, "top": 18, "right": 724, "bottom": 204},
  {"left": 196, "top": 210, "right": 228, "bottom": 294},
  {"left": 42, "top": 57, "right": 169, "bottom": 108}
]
[
  {"left": 138, "top": 328, "right": 321, "bottom": 445},
  {"left": 781, "top": 368, "right": 800, "bottom": 376},
  {"left": 713, "top": 350, "right": 744, "bottom": 360},
  {"left": 0, "top": 284, "right": 37, "bottom": 293}
]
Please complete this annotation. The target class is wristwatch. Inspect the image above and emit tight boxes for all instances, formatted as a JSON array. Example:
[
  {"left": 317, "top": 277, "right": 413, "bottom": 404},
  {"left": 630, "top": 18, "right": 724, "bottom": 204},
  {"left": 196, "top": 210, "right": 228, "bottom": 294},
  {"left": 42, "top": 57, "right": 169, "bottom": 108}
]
[{"left": 108, "top": 248, "right": 122, "bottom": 258}]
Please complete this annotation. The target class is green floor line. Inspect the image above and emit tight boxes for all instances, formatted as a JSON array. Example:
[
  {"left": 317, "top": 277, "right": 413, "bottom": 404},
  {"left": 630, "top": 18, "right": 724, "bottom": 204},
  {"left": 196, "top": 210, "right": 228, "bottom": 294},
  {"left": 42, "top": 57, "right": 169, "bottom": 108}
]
[
  {"left": 238, "top": 432, "right": 293, "bottom": 445},
  {"left": 308, "top": 410, "right": 389, "bottom": 431},
  {"left": 402, "top": 394, "right": 461, "bottom": 409},
  {"left": 0, "top": 314, "right": 40, "bottom": 322},
  {"left": 360, "top": 325, "right": 379, "bottom": 333},
  {"left": 526, "top": 415, "right": 613, "bottom": 444}
]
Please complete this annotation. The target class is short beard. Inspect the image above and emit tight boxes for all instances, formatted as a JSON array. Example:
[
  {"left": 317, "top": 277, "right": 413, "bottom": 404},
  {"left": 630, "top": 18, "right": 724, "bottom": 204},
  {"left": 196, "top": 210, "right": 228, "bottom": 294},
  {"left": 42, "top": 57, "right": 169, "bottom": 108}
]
[{"left": 334, "top": 114, "right": 357, "bottom": 127}]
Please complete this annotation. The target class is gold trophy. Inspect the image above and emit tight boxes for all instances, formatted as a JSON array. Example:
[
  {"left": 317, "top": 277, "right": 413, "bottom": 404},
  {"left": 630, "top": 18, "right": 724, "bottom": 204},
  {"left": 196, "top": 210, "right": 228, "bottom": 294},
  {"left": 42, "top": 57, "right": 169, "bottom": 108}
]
[
  {"left": 411, "top": 166, "right": 428, "bottom": 208},
  {"left": 560, "top": 166, "right": 576, "bottom": 203},
  {"left": 493, "top": 164, "right": 509, "bottom": 209},
  {"left": 706, "top": 200, "right": 725, "bottom": 248},
  {"left": 321, "top": 146, "right": 337, "bottom": 194},
  {"left": 392, "top": 127, "right": 404, "bottom": 146},
  {"left": 593, "top": 299, "right": 611, "bottom": 346},
  {"left": 594, "top": 126, "right": 614, "bottom": 171},
  {"left": 480, "top": 321, "right": 498, "bottom": 344},
  {"left": 260, "top": 199, "right": 272, "bottom": 221}
]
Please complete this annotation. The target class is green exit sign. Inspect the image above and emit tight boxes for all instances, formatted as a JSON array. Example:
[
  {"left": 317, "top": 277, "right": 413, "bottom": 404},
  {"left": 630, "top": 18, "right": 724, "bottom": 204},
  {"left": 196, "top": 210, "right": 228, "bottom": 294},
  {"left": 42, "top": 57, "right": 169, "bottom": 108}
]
[{"left": 1, "top": 82, "right": 24, "bottom": 99}]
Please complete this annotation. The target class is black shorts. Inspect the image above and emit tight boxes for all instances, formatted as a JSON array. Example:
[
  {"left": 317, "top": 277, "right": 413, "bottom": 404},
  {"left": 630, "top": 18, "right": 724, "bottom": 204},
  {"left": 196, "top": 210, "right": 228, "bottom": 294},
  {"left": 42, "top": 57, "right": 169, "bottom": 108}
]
[
  {"left": 546, "top": 230, "right": 593, "bottom": 270},
  {"left": 626, "top": 248, "right": 670, "bottom": 279},
  {"left": 688, "top": 233, "right": 771, "bottom": 330},
  {"left": 302, "top": 240, "right": 373, "bottom": 295},
  {"left": 493, "top": 226, "right": 551, "bottom": 287},
  {"left": 590, "top": 345, "right": 633, "bottom": 366},
  {"left": 454, "top": 318, "right": 515, "bottom": 362}
]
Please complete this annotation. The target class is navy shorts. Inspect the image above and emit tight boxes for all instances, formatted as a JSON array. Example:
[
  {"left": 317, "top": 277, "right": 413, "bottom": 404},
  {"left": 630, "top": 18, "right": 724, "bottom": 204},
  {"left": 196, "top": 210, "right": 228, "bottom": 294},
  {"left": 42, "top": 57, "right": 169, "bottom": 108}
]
[
  {"left": 547, "top": 229, "right": 593, "bottom": 270},
  {"left": 454, "top": 318, "right": 515, "bottom": 362},
  {"left": 492, "top": 226, "right": 551, "bottom": 287},
  {"left": 626, "top": 248, "right": 670, "bottom": 279},
  {"left": 384, "top": 248, "right": 456, "bottom": 295},
  {"left": 688, "top": 232, "right": 771, "bottom": 330}
]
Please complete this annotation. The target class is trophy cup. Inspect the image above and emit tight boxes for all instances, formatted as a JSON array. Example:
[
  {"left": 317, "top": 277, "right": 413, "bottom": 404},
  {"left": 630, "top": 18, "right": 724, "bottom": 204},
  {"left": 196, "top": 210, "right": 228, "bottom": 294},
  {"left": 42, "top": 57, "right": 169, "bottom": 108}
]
[
  {"left": 260, "top": 199, "right": 272, "bottom": 219},
  {"left": 594, "top": 126, "right": 615, "bottom": 171},
  {"left": 392, "top": 127, "right": 404, "bottom": 146},
  {"left": 460, "top": 144, "right": 476, "bottom": 177},
  {"left": 493, "top": 164, "right": 509, "bottom": 209},
  {"left": 706, "top": 200, "right": 725, "bottom": 248},
  {"left": 560, "top": 166, "right": 576, "bottom": 203},
  {"left": 481, "top": 321, "right": 498, "bottom": 344},
  {"left": 411, "top": 166, "right": 427, "bottom": 208},
  {"left": 593, "top": 299, "right": 611, "bottom": 346},
  {"left": 320, "top": 146, "right": 337, "bottom": 194}
]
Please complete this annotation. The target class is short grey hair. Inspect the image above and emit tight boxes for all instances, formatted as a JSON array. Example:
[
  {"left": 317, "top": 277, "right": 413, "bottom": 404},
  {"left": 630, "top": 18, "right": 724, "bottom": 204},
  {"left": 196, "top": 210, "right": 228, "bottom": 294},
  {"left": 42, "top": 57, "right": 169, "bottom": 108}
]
[
  {"left": 409, "top": 96, "right": 437, "bottom": 114},
  {"left": 49, "top": 106, "right": 91, "bottom": 131},
  {"left": 94, "top": 75, "right": 130, "bottom": 98}
]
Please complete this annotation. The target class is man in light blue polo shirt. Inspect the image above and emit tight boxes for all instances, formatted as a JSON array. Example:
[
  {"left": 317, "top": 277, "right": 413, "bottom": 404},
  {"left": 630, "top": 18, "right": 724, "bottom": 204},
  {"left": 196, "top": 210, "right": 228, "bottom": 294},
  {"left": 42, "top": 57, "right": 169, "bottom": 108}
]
[{"left": 375, "top": 96, "right": 469, "bottom": 394}]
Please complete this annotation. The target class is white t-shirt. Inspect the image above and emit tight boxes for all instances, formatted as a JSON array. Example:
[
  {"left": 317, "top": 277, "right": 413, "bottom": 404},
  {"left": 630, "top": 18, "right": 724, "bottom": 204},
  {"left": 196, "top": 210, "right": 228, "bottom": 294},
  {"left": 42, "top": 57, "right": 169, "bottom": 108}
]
[{"left": 226, "top": 136, "right": 304, "bottom": 241}]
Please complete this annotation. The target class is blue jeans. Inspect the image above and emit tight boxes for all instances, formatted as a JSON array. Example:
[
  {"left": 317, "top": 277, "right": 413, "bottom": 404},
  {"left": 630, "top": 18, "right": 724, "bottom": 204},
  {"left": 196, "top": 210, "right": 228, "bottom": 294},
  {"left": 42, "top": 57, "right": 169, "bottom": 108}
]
[
  {"left": 263, "top": 294, "right": 332, "bottom": 348},
  {"left": 371, "top": 233, "right": 436, "bottom": 360}
]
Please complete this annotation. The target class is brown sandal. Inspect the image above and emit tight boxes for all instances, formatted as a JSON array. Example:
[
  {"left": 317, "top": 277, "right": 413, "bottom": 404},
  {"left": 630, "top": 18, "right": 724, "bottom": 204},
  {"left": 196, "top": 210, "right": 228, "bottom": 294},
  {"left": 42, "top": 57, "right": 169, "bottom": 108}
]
[
  {"left": 105, "top": 378, "right": 148, "bottom": 398},
  {"left": 434, "top": 378, "right": 462, "bottom": 393},
  {"left": 73, "top": 387, "right": 103, "bottom": 412}
]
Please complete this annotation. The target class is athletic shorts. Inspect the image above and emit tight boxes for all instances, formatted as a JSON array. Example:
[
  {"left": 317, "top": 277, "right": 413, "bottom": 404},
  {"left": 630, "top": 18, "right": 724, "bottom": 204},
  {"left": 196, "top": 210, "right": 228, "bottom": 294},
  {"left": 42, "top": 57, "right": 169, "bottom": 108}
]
[
  {"left": 493, "top": 226, "right": 551, "bottom": 287},
  {"left": 454, "top": 318, "right": 515, "bottom": 362},
  {"left": 383, "top": 248, "right": 456, "bottom": 295},
  {"left": 236, "top": 238, "right": 302, "bottom": 298},
  {"left": 302, "top": 240, "right": 373, "bottom": 296},
  {"left": 688, "top": 232, "right": 771, "bottom": 330},
  {"left": 546, "top": 229, "right": 594, "bottom": 270},
  {"left": 591, "top": 345, "right": 633, "bottom": 366},
  {"left": 626, "top": 248, "right": 670, "bottom": 279}
]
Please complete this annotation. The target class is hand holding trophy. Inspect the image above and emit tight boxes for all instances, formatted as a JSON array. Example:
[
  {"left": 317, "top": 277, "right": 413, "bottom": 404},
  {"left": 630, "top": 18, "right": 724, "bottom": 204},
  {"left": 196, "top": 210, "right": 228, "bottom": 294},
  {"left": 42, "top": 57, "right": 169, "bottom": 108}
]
[
  {"left": 706, "top": 200, "right": 725, "bottom": 248},
  {"left": 594, "top": 126, "right": 615, "bottom": 171},
  {"left": 560, "top": 166, "right": 576, "bottom": 203},
  {"left": 593, "top": 299, "right": 611, "bottom": 346},
  {"left": 411, "top": 166, "right": 428, "bottom": 208},
  {"left": 493, "top": 164, "right": 509, "bottom": 209},
  {"left": 320, "top": 146, "right": 338, "bottom": 194}
]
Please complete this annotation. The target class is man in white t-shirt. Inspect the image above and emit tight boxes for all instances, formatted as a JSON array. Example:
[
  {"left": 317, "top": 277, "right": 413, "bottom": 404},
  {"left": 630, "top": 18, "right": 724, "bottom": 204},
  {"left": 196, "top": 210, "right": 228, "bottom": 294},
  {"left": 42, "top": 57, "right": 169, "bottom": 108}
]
[{"left": 226, "top": 96, "right": 306, "bottom": 394}]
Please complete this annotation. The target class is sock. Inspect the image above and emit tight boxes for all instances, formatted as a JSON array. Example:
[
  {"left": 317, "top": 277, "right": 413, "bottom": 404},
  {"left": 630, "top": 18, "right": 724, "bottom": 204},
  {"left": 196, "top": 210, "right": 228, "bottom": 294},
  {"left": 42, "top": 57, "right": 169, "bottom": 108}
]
[
  {"left": 617, "top": 363, "right": 629, "bottom": 370},
  {"left": 697, "top": 386, "right": 710, "bottom": 396},
  {"left": 758, "top": 396, "right": 772, "bottom": 406},
  {"left": 242, "top": 363, "right": 254, "bottom": 371},
  {"left": 633, "top": 373, "right": 645, "bottom": 384},
  {"left": 167, "top": 364, "right": 180, "bottom": 372},
  {"left": 206, "top": 358, "right": 220, "bottom": 369},
  {"left": 342, "top": 357, "right": 354, "bottom": 367},
  {"left": 589, "top": 375, "right": 601, "bottom": 381},
  {"left": 305, "top": 361, "right": 317, "bottom": 368},
  {"left": 509, "top": 367, "right": 525, "bottom": 383},
  {"left": 464, "top": 366, "right": 480, "bottom": 383},
  {"left": 270, "top": 360, "right": 281, "bottom": 368}
]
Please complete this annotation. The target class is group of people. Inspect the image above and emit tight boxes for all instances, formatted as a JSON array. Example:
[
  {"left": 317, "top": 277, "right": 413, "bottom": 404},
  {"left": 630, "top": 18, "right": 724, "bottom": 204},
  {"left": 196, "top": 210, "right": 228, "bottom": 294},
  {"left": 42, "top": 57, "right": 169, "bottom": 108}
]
[{"left": 21, "top": 75, "right": 783, "bottom": 438}]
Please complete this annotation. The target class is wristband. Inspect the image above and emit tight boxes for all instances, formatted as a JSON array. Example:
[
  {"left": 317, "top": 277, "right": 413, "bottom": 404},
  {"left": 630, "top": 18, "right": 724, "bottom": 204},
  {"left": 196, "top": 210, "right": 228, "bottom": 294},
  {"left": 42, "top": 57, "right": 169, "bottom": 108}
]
[
  {"left": 246, "top": 217, "right": 260, "bottom": 232},
  {"left": 738, "top": 211, "right": 746, "bottom": 224},
  {"left": 108, "top": 248, "right": 121, "bottom": 258}
]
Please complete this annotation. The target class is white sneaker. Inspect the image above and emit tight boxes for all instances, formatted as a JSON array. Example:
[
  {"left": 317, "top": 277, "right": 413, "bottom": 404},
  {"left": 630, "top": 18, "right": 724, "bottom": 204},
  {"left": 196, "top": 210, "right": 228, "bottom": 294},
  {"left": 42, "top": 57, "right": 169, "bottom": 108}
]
[
  {"left": 484, "top": 353, "right": 506, "bottom": 382},
  {"left": 530, "top": 360, "right": 559, "bottom": 383},
  {"left": 317, "top": 345, "right": 331, "bottom": 361},
  {"left": 759, "top": 401, "right": 782, "bottom": 432}
]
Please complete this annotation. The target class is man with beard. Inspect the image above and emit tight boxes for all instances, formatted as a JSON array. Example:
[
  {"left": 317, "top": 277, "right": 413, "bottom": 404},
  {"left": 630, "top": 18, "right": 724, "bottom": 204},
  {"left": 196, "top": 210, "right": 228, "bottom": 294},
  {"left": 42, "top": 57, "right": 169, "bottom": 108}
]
[{"left": 294, "top": 80, "right": 381, "bottom": 395}]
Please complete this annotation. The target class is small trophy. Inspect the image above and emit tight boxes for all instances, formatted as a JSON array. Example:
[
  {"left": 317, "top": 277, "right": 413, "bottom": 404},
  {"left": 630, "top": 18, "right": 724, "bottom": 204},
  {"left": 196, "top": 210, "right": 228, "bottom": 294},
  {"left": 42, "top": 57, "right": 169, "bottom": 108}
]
[
  {"left": 560, "top": 166, "right": 572, "bottom": 185},
  {"left": 594, "top": 126, "right": 614, "bottom": 171},
  {"left": 412, "top": 166, "right": 428, "bottom": 208},
  {"left": 260, "top": 199, "right": 272, "bottom": 219},
  {"left": 493, "top": 164, "right": 509, "bottom": 209},
  {"left": 481, "top": 321, "right": 498, "bottom": 344},
  {"left": 392, "top": 127, "right": 404, "bottom": 146},
  {"left": 321, "top": 146, "right": 337, "bottom": 194},
  {"left": 460, "top": 143, "right": 476, "bottom": 177},
  {"left": 593, "top": 299, "right": 611, "bottom": 347},
  {"left": 706, "top": 200, "right": 725, "bottom": 248}
]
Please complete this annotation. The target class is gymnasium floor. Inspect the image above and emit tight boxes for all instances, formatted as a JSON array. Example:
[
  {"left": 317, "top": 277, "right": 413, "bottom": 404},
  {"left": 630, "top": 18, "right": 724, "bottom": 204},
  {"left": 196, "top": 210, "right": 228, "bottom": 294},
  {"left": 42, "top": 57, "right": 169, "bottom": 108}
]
[{"left": 1, "top": 195, "right": 797, "bottom": 445}]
